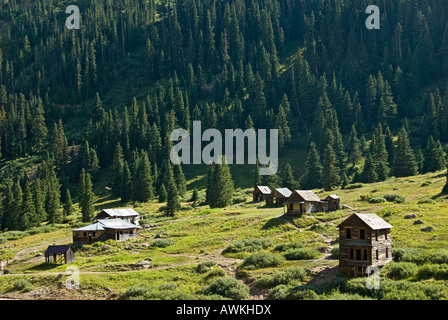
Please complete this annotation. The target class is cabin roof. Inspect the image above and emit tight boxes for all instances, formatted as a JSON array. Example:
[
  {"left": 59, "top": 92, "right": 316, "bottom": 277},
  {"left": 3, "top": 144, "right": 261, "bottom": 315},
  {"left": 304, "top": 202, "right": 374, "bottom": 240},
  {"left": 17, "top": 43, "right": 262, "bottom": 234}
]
[
  {"left": 338, "top": 213, "right": 393, "bottom": 230},
  {"left": 294, "top": 190, "right": 321, "bottom": 202},
  {"left": 326, "top": 194, "right": 340, "bottom": 200},
  {"left": 98, "top": 208, "right": 140, "bottom": 218},
  {"left": 255, "top": 186, "right": 272, "bottom": 195},
  {"left": 275, "top": 188, "right": 292, "bottom": 198},
  {"left": 45, "top": 245, "right": 74, "bottom": 255},
  {"left": 73, "top": 219, "right": 141, "bottom": 232}
]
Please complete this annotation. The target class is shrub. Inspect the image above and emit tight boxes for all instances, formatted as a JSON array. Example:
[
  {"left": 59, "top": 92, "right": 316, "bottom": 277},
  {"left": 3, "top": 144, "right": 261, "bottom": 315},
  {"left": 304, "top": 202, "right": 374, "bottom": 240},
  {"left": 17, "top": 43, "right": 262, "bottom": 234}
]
[
  {"left": 241, "top": 252, "right": 285, "bottom": 269},
  {"left": 283, "top": 248, "right": 322, "bottom": 260},
  {"left": 256, "top": 267, "right": 307, "bottom": 289},
  {"left": 293, "top": 216, "right": 319, "bottom": 228},
  {"left": 417, "top": 264, "right": 441, "bottom": 280},
  {"left": 273, "top": 242, "right": 304, "bottom": 252},
  {"left": 151, "top": 239, "right": 175, "bottom": 248},
  {"left": 196, "top": 261, "right": 217, "bottom": 274},
  {"left": 345, "top": 184, "right": 364, "bottom": 189},
  {"left": 203, "top": 268, "right": 226, "bottom": 281},
  {"left": 393, "top": 248, "right": 428, "bottom": 265},
  {"left": 330, "top": 246, "right": 339, "bottom": 259},
  {"left": 378, "top": 208, "right": 402, "bottom": 218},
  {"left": 418, "top": 199, "right": 435, "bottom": 204},
  {"left": 13, "top": 279, "right": 33, "bottom": 292},
  {"left": 421, "top": 181, "right": 432, "bottom": 187},
  {"left": 428, "top": 250, "right": 448, "bottom": 264},
  {"left": 383, "top": 194, "right": 406, "bottom": 203},
  {"left": 360, "top": 194, "right": 373, "bottom": 201},
  {"left": 0, "top": 237, "right": 6, "bottom": 244},
  {"left": 269, "top": 284, "right": 320, "bottom": 300},
  {"left": 202, "top": 277, "right": 249, "bottom": 300},
  {"left": 386, "top": 262, "right": 418, "bottom": 280},
  {"left": 223, "top": 238, "right": 274, "bottom": 254},
  {"left": 368, "top": 197, "right": 386, "bottom": 203}
]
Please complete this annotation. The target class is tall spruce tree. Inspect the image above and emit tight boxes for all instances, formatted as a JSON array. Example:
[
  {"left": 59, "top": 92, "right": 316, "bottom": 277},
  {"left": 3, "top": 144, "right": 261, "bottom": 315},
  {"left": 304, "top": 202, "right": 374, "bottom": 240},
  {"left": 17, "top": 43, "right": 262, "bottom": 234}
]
[
  {"left": 394, "top": 127, "right": 418, "bottom": 177},
  {"left": 302, "top": 142, "right": 322, "bottom": 189},
  {"left": 80, "top": 169, "right": 95, "bottom": 222},
  {"left": 63, "top": 189, "right": 73, "bottom": 218},
  {"left": 423, "top": 136, "right": 446, "bottom": 173},
  {"left": 322, "top": 144, "right": 340, "bottom": 191}
]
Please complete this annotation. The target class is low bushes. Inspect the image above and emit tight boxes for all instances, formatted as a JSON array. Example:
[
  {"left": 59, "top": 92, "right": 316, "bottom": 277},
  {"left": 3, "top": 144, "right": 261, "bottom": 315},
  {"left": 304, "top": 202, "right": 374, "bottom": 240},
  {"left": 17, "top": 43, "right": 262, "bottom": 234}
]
[
  {"left": 368, "top": 197, "right": 386, "bottom": 203},
  {"left": 383, "top": 194, "right": 406, "bottom": 203},
  {"left": 122, "top": 283, "right": 197, "bottom": 300},
  {"left": 283, "top": 248, "right": 322, "bottom": 261},
  {"left": 241, "top": 252, "right": 285, "bottom": 269},
  {"left": 202, "top": 277, "right": 249, "bottom": 300},
  {"left": 223, "top": 238, "right": 274, "bottom": 254},
  {"left": 269, "top": 284, "right": 321, "bottom": 300},
  {"left": 255, "top": 267, "right": 307, "bottom": 289},
  {"left": 151, "top": 239, "right": 175, "bottom": 248},
  {"left": 418, "top": 198, "right": 435, "bottom": 204},
  {"left": 13, "top": 279, "right": 33, "bottom": 292},
  {"left": 196, "top": 261, "right": 217, "bottom": 274},
  {"left": 385, "top": 262, "right": 418, "bottom": 280},
  {"left": 273, "top": 242, "right": 304, "bottom": 252}
]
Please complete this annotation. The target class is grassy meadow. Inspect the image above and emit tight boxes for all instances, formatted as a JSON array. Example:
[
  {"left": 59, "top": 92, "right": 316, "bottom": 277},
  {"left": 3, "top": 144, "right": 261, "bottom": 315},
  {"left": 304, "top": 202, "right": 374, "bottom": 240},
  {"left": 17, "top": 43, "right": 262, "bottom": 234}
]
[{"left": 1, "top": 168, "right": 448, "bottom": 300}]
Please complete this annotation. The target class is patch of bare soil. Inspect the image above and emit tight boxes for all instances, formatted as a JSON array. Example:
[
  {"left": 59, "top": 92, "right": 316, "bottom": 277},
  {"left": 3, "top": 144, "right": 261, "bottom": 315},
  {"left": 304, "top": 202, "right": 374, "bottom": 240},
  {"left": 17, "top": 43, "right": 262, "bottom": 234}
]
[{"left": 308, "top": 265, "right": 340, "bottom": 286}]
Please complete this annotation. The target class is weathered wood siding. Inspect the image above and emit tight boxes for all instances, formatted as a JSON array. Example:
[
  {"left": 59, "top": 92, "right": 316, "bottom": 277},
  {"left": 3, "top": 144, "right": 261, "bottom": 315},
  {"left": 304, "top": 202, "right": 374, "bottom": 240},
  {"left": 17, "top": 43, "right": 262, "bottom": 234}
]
[{"left": 339, "top": 218, "right": 392, "bottom": 276}]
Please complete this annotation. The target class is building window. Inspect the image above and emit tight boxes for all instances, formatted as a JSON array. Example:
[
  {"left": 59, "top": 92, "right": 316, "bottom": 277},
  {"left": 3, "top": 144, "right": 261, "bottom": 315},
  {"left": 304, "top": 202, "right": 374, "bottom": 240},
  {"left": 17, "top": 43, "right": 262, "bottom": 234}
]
[
  {"left": 386, "top": 247, "right": 389, "bottom": 259},
  {"left": 356, "top": 249, "right": 361, "bottom": 261},
  {"left": 363, "top": 249, "right": 368, "bottom": 261},
  {"left": 84, "top": 232, "right": 87, "bottom": 237},
  {"left": 93, "top": 232, "right": 96, "bottom": 236},
  {"left": 375, "top": 231, "right": 378, "bottom": 241},
  {"left": 350, "top": 249, "right": 354, "bottom": 260},
  {"left": 360, "top": 229, "right": 365, "bottom": 240},
  {"left": 346, "top": 228, "right": 352, "bottom": 239},
  {"left": 385, "top": 230, "right": 388, "bottom": 240},
  {"left": 376, "top": 250, "right": 379, "bottom": 261}
]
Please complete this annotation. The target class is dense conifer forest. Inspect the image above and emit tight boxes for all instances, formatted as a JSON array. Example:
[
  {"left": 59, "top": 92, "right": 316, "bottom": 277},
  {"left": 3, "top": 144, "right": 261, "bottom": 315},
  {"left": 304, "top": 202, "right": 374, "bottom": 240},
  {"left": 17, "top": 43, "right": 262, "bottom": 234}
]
[{"left": 1, "top": 0, "right": 448, "bottom": 232}]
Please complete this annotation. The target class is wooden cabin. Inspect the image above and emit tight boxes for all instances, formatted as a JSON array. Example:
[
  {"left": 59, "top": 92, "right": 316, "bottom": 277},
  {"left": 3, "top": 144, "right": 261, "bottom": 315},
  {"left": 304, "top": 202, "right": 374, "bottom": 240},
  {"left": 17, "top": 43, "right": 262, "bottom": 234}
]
[
  {"left": 272, "top": 188, "right": 292, "bottom": 205},
  {"left": 337, "top": 213, "right": 393, "bottom": 277},
  {"left": 324, "top": 195, "right": 341, "bottom": 211},
  {"left": 72, "top": 219, "right": 141, "bottom": 243},
  {"left": 94, "top": 208, "right": 140, "bottom": 225},
  {"left": 45, "top": 245, "right": 76, "bottom": 264},
  {"left": 283, "top": 190, "right": 327, "bottom": 214},
  {"left": 253, "top": 186, "right": 273, "bottom": 204}
]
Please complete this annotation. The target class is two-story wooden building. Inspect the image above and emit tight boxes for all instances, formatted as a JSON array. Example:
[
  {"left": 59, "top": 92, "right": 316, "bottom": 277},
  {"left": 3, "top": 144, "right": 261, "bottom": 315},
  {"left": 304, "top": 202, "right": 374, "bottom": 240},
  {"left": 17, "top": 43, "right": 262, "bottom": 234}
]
[{"left": 337, "top": 213, "right": 393, "bottom": 277}]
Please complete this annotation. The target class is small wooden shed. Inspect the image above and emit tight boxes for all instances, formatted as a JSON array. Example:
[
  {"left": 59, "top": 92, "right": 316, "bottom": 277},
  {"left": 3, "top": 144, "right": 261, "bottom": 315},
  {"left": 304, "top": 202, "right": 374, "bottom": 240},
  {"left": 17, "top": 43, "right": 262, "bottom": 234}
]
[
  {"left": 325, "top": 195, "right": 341, "bottom": 211},
  {"left": 253, "top": 186, "right": 273, "bottom": 204},
  {"left": 44, "top": 245, "right": 76, "bottom": 264},
  {"left": 273, "top": 188, "right": 292, "bottom": 205}
]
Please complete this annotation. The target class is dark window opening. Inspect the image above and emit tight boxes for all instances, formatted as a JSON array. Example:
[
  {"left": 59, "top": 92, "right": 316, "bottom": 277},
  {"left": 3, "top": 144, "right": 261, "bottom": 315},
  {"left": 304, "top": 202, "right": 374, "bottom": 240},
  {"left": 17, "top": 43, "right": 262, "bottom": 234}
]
[
  {"left": 386, "top": 247, "right": 389, "bottom": 259},
  {"left": 350, "top": 249, "right": 354, "bottom": 260},
  {"left": 376, "top": 250, "right": 379, "bottom": 260},
  {"left": 346, "top": 228, "right": 352, "bottom": 239},
  {"left": 360, "top": 229, "right": 366, "bottom": 240},
  {"left": 356, "top": 249, "right": 361, "bottom": 261},
  {"left": 363, "top": 249, "right": 368, "bottom": 261},
  {"left": 375, "top": 232, "right": 378, "bottom": 241},
  {"left": 385, "top": 230, "right": 388, "bottom": 240}
]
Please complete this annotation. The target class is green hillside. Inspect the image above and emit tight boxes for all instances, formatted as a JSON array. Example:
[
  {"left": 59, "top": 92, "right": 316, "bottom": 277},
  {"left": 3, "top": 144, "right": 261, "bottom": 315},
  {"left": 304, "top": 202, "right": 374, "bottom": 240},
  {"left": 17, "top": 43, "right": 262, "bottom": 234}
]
[{"left": 1, "top": 169, "right": 448, "bottom": 300}]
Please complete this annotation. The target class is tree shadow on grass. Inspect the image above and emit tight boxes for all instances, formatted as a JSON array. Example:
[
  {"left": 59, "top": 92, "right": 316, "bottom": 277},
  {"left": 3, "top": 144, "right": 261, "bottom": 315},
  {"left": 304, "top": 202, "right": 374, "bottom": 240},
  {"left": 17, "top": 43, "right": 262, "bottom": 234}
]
[
  {"left": 261, "top": 217, "right": 290, "bottom": 230},
  {"left": 27, "top": 262, "right": 61, "bottom": 272}
]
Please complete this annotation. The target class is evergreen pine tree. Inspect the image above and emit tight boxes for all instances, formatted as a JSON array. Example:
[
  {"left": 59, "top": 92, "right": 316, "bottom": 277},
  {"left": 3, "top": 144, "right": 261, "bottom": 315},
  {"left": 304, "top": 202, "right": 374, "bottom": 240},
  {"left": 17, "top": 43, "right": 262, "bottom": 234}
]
[
  {"left": 158, "top": 184, "right": 168, "bottom": 203},
  {"left": 134, "top": 151, "right": 154, "bottom": 202},
  {"left": 302, "top": 142, "right": 323, "bottom": 189},
  {"left": 20, "top": 180, "right": 35, "bottom": 230},
  {"left": 348, "top": 125, "right": 362, "bottom": 166},
  {"left": 121, "top": 161, "right": 132, "bottom": 203},
  {"left": 190, "top": 187, "right": 199, "bottom": 202},
  {"left": 174, "top": 164, "right": 187, "bottom": 197},
  {"left": 211, "top": 157, "right": 234, "bottom": 208},
  {"left": 322, "top": 144, "right": 340, "bottom": 191},
  {"left": 63, "top": 189, "right": 73, "bottom": 218},
  {"left": 394, "top": 127, "right": 418, "bottom": 177},
  {"left": 423, "top": 136, "right": 446, "bottom": 173},
  {"left": 165, "top": 180, "right": 180, "bottom": 217},
  {"left": 80, "top": 169, "right": 95, "bottom": 222},
  {"left": 362, "top": 154, "right": 378, "bottom": 183},
  {"left": 33, "top": 179, "right": 46, "bottom": 225},
  {"left": 282, "top": 162, "right": 298, "bottom": 190}
]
